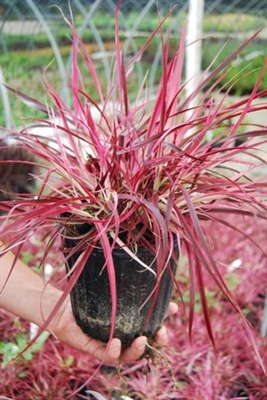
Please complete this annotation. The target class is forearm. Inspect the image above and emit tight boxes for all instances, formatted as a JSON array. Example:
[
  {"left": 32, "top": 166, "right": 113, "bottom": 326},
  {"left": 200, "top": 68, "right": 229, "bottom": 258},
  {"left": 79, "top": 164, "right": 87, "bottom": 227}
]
[
  {"left": 0, "top": 243, "right": 175, "bottom": 362},
  {"left": 0, "top": 244, "right": 62, "bottom": 328}
]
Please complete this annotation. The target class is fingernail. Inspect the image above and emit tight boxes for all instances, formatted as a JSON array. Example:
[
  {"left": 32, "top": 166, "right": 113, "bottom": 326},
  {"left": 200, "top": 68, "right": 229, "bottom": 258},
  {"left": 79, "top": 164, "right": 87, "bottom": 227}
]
[
  {"left": 136, "top": 337, "right": 147, "bottom": 350},
  {"left": 160, "top": 326, "right": 168, "bottom": 339},
  {"left": 110, "top": 340, "right": 120, "bottom": 352}
]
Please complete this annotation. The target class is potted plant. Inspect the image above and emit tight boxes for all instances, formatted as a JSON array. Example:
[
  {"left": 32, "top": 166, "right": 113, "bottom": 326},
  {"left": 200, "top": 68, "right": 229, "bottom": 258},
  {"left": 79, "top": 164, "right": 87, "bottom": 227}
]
[{"left": 0, "top": 5, "right": 266, "bottom": 363}]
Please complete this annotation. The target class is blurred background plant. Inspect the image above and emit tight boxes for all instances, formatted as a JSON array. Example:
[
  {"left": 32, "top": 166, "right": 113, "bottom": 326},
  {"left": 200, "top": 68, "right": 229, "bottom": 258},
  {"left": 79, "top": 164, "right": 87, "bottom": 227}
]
[
  {"left": 0, "top": 0, "right": 266, "bottom": 127},
  {"left": 1, "top": 214, "right": 266, "bottom": 399}
]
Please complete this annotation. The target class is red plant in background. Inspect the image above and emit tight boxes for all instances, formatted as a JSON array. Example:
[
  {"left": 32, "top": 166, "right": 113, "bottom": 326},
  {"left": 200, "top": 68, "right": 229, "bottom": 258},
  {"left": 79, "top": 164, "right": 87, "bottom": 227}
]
[
  {"left": 1, "top": 214, "right": 266, "bottom": 399},
  {"left": 0, "top": 0, "right": 267, "bottom": 389}
]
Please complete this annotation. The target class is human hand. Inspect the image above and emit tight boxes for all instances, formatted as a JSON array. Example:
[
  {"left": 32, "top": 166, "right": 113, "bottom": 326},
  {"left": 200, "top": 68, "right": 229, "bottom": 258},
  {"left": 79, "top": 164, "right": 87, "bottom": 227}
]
[
  {"left": 50, "top": 296, "right": 178, "bottom": 364},
  {"left": 0, "top": 246, "right": 177, "bottom": 363}
]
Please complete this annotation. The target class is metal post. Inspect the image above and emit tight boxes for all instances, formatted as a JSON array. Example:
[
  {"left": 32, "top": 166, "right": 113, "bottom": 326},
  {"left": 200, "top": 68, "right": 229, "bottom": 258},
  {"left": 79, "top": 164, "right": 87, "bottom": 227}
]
[{"left": 185, "top": 0, "right": 205, "bottom": 107}]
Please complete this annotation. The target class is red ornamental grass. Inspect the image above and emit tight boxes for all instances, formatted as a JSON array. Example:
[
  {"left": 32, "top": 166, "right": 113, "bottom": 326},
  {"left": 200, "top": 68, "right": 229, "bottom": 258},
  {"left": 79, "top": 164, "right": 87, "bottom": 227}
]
[{"left": 0, "top": 0, "right": 267, "bottom": 376}]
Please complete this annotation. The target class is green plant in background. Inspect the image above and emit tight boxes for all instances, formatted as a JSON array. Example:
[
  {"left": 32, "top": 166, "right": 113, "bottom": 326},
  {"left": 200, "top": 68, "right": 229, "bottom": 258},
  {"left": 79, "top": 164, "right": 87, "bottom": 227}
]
[
  {"left": 202, "top": 40, "right": 267, "bottom": 95},
  {"left": 0, "top": 319, "right": 49, "bottom": 366},
  {"left": 204, "top": 13, "right": 267, "bottom": 33},
  {"left": 2, "top": 41, "right": 266, "bottom": 127},
  {"left": 2, "top": 11, "right": 266, "bottom": 52},
  {"left": 1, "top": 8, "right": 266, "bottom": 127}
]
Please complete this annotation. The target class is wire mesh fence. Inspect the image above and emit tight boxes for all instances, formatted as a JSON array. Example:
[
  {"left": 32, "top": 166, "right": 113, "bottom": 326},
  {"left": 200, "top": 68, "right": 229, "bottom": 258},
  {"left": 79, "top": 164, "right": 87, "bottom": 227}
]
[
  {"left": 1, "top": 1, "right": 266, "bottom": 43},
  {"left": 1, "top": 0, "right": 267, "bottom": 20}
]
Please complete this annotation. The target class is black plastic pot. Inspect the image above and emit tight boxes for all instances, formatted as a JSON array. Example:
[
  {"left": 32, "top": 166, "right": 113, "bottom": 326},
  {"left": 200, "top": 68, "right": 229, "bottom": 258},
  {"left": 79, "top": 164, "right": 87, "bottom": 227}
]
[{"left": 64, "top": 233, "right": 178, "bottom": 347}]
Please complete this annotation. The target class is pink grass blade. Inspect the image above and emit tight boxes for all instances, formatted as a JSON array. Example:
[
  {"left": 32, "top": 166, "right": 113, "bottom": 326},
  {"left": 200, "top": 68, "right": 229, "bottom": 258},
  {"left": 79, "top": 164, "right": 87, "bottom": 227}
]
[
  {"left": 184, "top": 241, "right": 196, "bottom": 342},
  {"left": 230, "top": 58, "right": 267, "bottom": 137},
  {"left": 199, "top": 29, "right": 263, "bottom": 92},
  {"left": 96, "top": 227, "right": 117, "bottom": 343},
  {"left": 179, "top": 185, "right": 267, "bottom": 372},
  {"left": 115, "top": 0, "right": 126, "bottom": 113},
  {"left": 195, "top": 257, "right": 215, "bottom": 347},
  {"left": 4, "top": 85, "right": 50, "bottom": 115}
]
